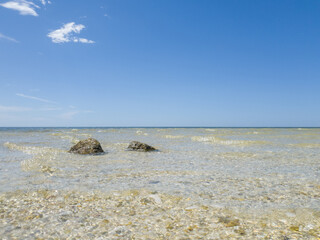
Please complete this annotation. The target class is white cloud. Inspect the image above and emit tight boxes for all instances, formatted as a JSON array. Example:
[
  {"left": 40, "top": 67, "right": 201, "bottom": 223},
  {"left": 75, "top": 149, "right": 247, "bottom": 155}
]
[
  {"left": 38, "top": 0, "right": 50, "bottom": 5},
  {"left": 0, "top": 0, "right": 40, "bottom": 16},
  {"left": 16, "top": 93, "right": 57, "bottom": 104},
  {"left": 0, "top": 33, "right": 19, "bottom": 43},
  {"left": 75, "top": 38, "right": 95, "bottom": 44},
  {"left": 47, "top": 22, "right": 95, "bottom": 44}
]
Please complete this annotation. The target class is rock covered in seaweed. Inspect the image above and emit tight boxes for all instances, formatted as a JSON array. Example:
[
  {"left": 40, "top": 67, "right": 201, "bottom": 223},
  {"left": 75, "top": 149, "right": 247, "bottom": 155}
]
[
  {"left": 127, "top": 141, "right": 156, "bottom": 152},
  {"left": 68, "top": 138, "right": 104, "bottom": 155}
]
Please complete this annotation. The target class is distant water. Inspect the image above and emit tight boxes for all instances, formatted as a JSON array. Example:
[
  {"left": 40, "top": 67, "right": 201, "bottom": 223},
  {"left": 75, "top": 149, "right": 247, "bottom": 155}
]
[{"left": 1, "top": 128, "right": 320, "bottom": 239}]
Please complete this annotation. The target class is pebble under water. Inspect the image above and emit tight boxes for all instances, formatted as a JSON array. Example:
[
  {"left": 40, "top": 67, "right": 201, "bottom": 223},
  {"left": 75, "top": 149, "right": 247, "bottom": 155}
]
[{"left": 0, "top": 128, "right": 320, "bottom": 239}]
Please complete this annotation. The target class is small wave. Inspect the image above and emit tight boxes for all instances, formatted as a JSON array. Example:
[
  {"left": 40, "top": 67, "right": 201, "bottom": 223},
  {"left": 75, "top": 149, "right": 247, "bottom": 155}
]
[
  {"left": 297, "top": 128, "right": 312, "bottom": 131},
  {"left": 136, "top": 130, "right": 148, "bottom": 136},
  {"left": 289, "top": 143, "right": 320, "bottom": 148},
  {"left": 163, "top": 135, "right": 184, "bottom": 139},
  {"left": 205, "top": 129, "right": 216, "bottom": 132},
  {"left": 60, "top": 135, "right": 80, "bottom": 144},
  {"left": 97, "top": 129, "right": 121, "bottom": 133},
  {"left": 218, "top": 152, "right": 257, "bottom": 159},
  {"left": 98, "top": 130, "right": 108, "bottom": 133},
  {"left": 4, "top": 142, "right": 62, "bottom": 173},
  {"left": 51, "top": 133, "right": 63, "bottom": 136},
  {"left": 191, "top": 136, "right": 267, "bottom": 146},
  {"left": 79, "top": 133, "right": 92, "bottom": 137},
  {"left": 4, "top": 142, "right": 62, "bottom": 155},
  {"left": 157, "top": 129, "right": 169, "bottom": 132},
  {"left": 51, "top": 133, "right": 80, "bottom": 144},
  {"left": 21, "top": 154, "right": 59, "bottom": 173}
]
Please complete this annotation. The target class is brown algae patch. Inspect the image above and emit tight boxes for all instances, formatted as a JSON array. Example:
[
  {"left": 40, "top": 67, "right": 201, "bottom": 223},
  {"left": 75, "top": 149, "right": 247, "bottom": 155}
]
[{"left": 1, "top": 189, "right": 320, "bottom": 239}]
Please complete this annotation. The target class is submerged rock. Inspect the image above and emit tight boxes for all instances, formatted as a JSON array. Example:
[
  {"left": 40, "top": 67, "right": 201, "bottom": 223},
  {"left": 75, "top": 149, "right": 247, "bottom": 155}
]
[
  {"left": 127, "top": 141, "right": 156, "bottom": 152},
  {"left": 68, "top": 138, "right": 104, "bottom": 155}
]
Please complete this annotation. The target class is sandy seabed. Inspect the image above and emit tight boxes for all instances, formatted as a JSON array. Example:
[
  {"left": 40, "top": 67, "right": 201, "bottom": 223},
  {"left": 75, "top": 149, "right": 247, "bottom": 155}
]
[
  {"left": 1, "top": 189, "right": 320, "bottom": 240},
  {"left": 1, "top": 128, "right": 320, "bottom": 239}
]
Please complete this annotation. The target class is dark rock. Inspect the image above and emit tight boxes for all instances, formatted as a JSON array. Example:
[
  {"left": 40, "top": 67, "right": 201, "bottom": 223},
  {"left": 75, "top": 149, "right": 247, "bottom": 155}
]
[
  {"left": 127, "top": 141, "right": 156, "bottom": 152},
  {"left": 68, "top": 138, "right": 104, "bottom": 155},
  {"left": 148, "top": 180, "right": 160, "bottom": 184}
]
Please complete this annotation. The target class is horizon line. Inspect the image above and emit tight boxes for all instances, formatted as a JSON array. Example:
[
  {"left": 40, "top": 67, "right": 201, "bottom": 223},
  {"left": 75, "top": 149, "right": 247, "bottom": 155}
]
[{"left": 0, "top": 126, "right": 319, "bottom": 128}]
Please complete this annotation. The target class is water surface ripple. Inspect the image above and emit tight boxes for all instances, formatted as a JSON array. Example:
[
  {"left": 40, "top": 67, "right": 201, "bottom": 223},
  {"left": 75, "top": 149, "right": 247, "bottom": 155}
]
[{"left": 1, "top": 128, "right": 319, "bottom": 239}]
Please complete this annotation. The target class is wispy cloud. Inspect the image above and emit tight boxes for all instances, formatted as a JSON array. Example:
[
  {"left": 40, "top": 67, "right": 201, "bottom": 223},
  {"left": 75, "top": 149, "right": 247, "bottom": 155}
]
[
  {"left": 74, "top": 38, "right": 95, "bottom": 44},
  {"left": 29, "top": 88, "right": 40, "bottom": 92},
  {"left": 0, "top": 0, "right": 40, "bottom": 16},
  {"left": 60, "top": 110, "right": 93, "bottom": 120},
  {"left": 0, "top": 104, "right": 65, "bottom": 113},
  {"left": 16, "top": 93, "right": 57, "bottom": 104},
  {"left": 0, "top": 33, "right": 19, "bottom": 43},
  {"left": 38, "top": 0, "right": 51, "bottom": 6},
  {"left": 0, "top": 105, "right": 63, "bottom": 112},
  {"left": 60, "top": 111, "right": 79, "bottom": 120},
  {"left": 0, "top": 105, "right": 31, "bottom": 112},
  {"left": 47, "top": 22, "right": 94, "bottom": 44},
  {"left": 39, "top": 107, "right": 62, "bottom": 111}
]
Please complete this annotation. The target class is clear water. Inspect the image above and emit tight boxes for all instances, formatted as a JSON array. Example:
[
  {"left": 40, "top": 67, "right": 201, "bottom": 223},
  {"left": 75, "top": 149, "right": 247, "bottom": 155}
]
[{"left": 1, "top": 127, "right": 320, "bottom": 210}]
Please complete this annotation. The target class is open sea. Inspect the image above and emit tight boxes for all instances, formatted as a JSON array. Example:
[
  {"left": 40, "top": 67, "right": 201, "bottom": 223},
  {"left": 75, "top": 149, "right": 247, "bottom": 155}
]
[{"left": 0, "top": 127, "right": 320, "bottom": 239}]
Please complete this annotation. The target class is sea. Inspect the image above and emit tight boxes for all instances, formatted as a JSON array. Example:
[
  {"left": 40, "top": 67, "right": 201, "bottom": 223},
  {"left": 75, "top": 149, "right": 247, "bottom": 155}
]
[{"left": 0, "top": 127, "right": 319, "bottom": 239}]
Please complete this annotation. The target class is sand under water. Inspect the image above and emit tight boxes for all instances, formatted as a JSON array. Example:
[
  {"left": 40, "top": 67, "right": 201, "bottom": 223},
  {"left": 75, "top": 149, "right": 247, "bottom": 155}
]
[{"left": 0, "top": 128, "right": 320, "bottom": 239}]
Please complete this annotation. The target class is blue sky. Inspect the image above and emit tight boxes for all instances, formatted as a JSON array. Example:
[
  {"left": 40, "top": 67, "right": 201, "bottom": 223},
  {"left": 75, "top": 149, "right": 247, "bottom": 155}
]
[{"left": 0, "top": 0, "right": 319, "bottom": 127}]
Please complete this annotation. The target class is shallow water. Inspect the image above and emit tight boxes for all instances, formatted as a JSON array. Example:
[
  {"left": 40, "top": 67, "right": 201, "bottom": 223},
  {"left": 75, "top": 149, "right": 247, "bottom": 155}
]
[{"left": 1, "top": 128, "right": 320, "bottom": 239}]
